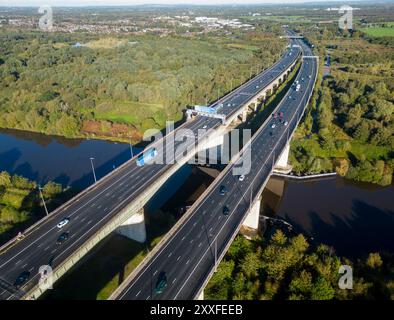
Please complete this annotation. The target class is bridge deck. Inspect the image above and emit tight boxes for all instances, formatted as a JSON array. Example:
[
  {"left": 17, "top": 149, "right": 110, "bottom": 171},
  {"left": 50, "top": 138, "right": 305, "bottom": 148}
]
[
  {"left": 112, "top": 39, "right": 318, "bottom": 300},
  {"left": 0, "top": 35, "right": 301, "bottom": 300}
]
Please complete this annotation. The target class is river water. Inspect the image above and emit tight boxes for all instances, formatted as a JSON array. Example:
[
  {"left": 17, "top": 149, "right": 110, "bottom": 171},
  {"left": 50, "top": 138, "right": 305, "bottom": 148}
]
[
  {"left": 262, "top": 176, "right": 394, "bottom": 258},
  {"left": 0, "top": 128, "right": 138, "bottom": 189}
]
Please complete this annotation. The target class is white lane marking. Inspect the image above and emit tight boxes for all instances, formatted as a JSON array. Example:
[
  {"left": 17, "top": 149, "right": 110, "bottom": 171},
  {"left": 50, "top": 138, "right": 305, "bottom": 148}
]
[
  {"left": 177, "top": 256, "right": 181, "bottom": 261},
  {"left": 153, "top": 270, "right": 158, "bottom": 276},
  {"left": 168, "top": 252, "right": 172, "bottom": 258},
  {"left": 135, "top": 290, "right": 141, "bottom": 297},
  {"left": 174, "top": 59, "right": 316, "bottom": 299},
  {"left": 0, "top": 120, "right": 196, "bottom": 271},
  {"left": 116, "top": 53, "right": 302, "bottom": 298},
  {"left": 186, "top": 259, "right": 190, "bottom": 265}
]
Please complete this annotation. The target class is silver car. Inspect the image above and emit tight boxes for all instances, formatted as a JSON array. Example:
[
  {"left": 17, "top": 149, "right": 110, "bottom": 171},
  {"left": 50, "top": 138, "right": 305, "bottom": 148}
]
[{"left": 57, "top": 218, "right": 70, "bottom": 229}]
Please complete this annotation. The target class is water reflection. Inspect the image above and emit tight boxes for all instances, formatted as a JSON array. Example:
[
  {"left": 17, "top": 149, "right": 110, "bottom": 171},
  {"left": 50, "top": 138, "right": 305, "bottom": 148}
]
[
  {"left": 0, "top": 128, "right": 140, "bottom": 189},
  {"left": 261, "top": 176, "right": 394, "bottom": 258}
]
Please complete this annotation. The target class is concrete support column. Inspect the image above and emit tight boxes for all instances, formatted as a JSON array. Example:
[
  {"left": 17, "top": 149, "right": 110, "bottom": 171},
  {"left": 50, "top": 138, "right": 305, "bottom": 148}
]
[
  {"left": 242, "top": 109, "right": 248, "bottom": 123},
  {"left": 116, "top": 209, "right": 146, "bottom": 243},
  {"left": 240, "top": 195, "right": 261, "bottom": 239},
  {"left": 273, "top": 143, "right": 292, "bottom": 174}
]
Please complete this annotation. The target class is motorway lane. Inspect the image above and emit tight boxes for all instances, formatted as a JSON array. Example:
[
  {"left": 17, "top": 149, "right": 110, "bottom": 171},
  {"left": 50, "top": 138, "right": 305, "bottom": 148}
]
[
  {"left": 115, "top": 39, "right": 316, "bottom": 300},
  {"left": 218, "top": 43, "right": 300, "bottom": 117},
  {"left": 0, "top": 36, "right": 301, "bottom": 300},
  {"left": 0, "top": 117, "right": 218, "bottom": 298}
]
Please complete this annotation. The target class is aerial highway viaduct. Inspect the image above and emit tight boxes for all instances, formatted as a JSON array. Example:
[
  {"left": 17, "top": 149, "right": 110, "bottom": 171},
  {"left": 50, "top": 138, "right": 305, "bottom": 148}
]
[
  {"left": 0, "top": 34, "right": 302, "bottom": 300},
  {"left": 110, "top": 37, "right": 318, "bottom": 300}
]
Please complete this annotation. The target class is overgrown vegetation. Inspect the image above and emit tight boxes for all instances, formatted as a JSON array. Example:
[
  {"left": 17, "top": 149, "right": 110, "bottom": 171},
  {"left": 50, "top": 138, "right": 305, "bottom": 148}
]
[
  {"left": 0, "top": 31, "right": 285, "bottom": 142},
  {"left": 290, "top": 25, "right": 394, "bottom": 186},
  {"left": 0, "top": 171, "right": 65, "bottom": 245},
  {"left": 206, "top": 231, "right": 394, "bottom": 300}
]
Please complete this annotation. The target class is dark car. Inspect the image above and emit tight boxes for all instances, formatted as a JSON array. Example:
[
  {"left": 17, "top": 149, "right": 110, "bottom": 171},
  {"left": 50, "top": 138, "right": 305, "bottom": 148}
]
[
  {"left": 14, "top": 271, "right": 30, "bottom": 288},
  {"left": 219, "top": 185, "right": 227, "bottom": 196},
  {"left": 57, "top": 232, "right": 70, "bottom": 245},
  {"left": 155, "top": 272, "right": 168, "bottom": 294},
  {"left": 223, "top": 206, "right": 230, "bottom": 216}
]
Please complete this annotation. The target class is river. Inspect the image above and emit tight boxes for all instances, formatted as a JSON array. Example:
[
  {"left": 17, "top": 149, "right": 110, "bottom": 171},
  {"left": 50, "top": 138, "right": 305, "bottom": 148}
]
[
  {"left": 0, "top": 128, "right": 139, "bottom": 189},
  {"left": 262, "top": 176, "right": 394, "bottom": 258}
]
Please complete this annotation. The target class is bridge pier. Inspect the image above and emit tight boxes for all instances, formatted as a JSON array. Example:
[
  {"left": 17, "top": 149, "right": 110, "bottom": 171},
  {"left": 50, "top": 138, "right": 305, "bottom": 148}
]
[
  {"left": 116, "top": 209, "right": 147, "bottom": 243},
  {"left": 273, "top": 143, "right": 292, "bottom": 174},
  {"left": 240, "top": 195, "right": 261, "bottom": 239}
]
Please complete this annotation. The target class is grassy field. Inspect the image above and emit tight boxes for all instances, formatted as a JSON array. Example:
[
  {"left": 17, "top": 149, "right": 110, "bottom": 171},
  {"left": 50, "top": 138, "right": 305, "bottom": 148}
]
[
  {"left": 93, "top": 100, "right": 167, "bottom": 129},
  {"left": 362, "top": 26, "right": 394, "bottom": 37}
]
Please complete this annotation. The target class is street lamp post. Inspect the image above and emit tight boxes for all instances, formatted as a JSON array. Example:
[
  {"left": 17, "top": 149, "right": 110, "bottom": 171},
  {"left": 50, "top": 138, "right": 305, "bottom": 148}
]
[
  {"left": 272, "top": 151, "right": 275, "bottom": 171},
  {"left": 90, "top": 157, "right": 97, "bottom": 183},
  {"left": 130, "top": 139, "right": 134, "bottom": 159},
  {"left": 38, "top": 185, "right": 49, "bottom": 216}
]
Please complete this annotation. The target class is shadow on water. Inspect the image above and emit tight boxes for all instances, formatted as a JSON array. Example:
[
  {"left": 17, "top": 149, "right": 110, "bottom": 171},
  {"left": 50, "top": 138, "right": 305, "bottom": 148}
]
[
  {"left": 264, "top": 176, "right": 394, "bottom": 259},
  {"left": 0, "top": 148, "right": 23, "bottom": 173},
  {"left": 283, "top": 201, "right": 394, "bottom": 259}
]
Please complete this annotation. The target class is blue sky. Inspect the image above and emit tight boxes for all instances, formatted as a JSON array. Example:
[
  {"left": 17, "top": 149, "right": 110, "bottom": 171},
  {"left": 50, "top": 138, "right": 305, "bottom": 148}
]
[{"left": 0, "top": 0, "right": 364, "bottom": 7}]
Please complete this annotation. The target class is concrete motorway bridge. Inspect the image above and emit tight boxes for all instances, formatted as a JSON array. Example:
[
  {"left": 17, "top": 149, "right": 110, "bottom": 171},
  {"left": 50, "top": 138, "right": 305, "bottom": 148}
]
[
  {"left": 111, "top": 38, "right": 318, "bottom": 300},
  {"left": 0, "top": 31, "right": 306, "bottom": 300}
]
